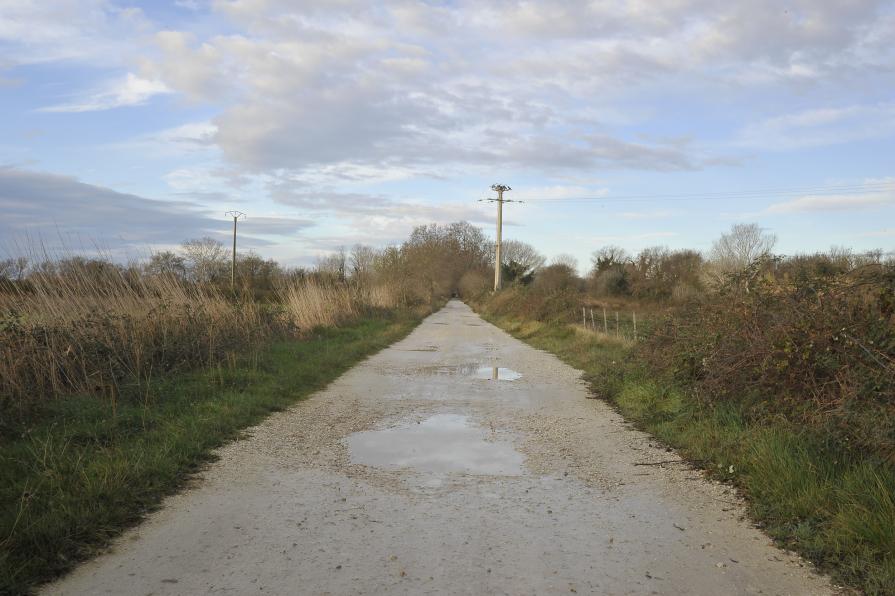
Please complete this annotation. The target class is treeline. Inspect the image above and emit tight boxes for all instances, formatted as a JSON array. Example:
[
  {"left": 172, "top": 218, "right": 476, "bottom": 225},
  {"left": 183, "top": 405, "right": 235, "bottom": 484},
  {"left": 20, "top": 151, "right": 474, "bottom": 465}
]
[
  {"left": 0, "top": 221, "right": 495, "bottom": 303},
  {"left": 486, "top": 223, "right": 893, "bottom": 304}
]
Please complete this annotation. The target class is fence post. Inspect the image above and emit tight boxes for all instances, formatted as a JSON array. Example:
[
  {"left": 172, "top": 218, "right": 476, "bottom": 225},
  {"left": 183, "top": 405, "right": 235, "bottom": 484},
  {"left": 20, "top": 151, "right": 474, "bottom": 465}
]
[
  {"left": 633, "top": 312, "right": 637, "bottom": 339},
  {"left": 590, "top": 308, "right": 595, "bottom": 331},
  {"left": 582, "top": 307, "right": 586, "bottom": 328},
  {"left": 603, "top": 307, "right": 608, "bottom": 334}
]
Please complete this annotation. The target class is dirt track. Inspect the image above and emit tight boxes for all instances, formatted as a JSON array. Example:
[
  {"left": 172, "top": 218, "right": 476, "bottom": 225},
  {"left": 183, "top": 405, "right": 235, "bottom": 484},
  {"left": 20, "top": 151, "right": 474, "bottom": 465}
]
[{"left": 45, "top": 300, "right": 833, "bottom": 595}]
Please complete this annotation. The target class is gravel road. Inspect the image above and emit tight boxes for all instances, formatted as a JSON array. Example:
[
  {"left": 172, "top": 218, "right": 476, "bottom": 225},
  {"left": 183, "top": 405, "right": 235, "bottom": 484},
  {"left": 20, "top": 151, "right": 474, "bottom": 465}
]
[{"left": 45, "top": 300, "right": 834, "bottom": 595}]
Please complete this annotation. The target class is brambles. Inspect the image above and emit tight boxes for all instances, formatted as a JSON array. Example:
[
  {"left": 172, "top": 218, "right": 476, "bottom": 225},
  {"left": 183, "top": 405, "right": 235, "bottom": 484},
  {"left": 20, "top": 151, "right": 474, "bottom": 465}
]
[{"left": 641, "top": 258, "right": 895, "bottom": 461}]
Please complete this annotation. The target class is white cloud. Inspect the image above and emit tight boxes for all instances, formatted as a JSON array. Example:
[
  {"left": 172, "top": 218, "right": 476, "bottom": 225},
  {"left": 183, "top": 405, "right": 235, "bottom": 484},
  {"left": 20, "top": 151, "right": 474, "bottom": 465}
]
[
  {"left": 767, "top": 192, "right": 895, "bottom": 214},
  {"left": 766, "top": 179, "right": 895, "bottom": 213},
  {"left": 0, "top": 0, "right": 150, "bottom": 66},
  {"left": 39, "top": 73, "right": 170, "bottom": 112},
  {"left": 137, "top": 0, "right": 891, "bottom": 178},
  {"left": 738, "top": 103, "right": 895, "bottom": 150}
]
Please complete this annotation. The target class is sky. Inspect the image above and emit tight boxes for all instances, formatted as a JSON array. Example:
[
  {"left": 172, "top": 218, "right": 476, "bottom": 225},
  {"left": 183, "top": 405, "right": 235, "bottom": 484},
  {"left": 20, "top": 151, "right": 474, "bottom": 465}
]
[{"left": 1, "top": 0, "right": 894, "bottom": 271}]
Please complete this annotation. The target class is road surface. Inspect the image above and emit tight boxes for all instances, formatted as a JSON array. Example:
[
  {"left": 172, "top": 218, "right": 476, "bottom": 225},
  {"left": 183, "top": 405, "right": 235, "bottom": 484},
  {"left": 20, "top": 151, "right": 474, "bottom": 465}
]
[{"left": 46, "top": 300, "right": 832, "bottom": 595}]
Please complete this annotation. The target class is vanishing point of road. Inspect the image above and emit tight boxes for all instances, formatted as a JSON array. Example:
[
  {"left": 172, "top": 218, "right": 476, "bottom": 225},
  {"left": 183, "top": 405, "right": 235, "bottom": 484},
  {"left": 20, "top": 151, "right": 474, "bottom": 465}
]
[{"left": 46, "top": 301, "right": 833, "bottom": 595}]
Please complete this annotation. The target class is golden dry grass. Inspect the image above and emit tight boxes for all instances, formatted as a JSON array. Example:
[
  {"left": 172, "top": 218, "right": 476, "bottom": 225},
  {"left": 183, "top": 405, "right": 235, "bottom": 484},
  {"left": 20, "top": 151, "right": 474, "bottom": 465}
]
[{"left": 0, "top": 265, "right": 407, "bottom": 417}]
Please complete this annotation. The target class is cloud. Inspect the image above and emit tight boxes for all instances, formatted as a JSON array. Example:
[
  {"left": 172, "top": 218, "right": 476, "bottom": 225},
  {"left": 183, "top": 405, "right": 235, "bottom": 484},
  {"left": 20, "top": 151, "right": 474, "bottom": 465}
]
[
  {"left": 39, "top": 73, "right": 170, "bottom": 112},
  {"left": 237, "top": 216, "right": 315, "bottom": 236},
  {"left": 10, "top": 0, "right": 891, "bottom": 181},
  {"left": 766, "top": 179, "right": 895, "bottom": 213},
  {"left": 139, "top": 1, "right": 813, "bottom": 177},
  {"left": 738, "top": 103, "right": 895, "bottom": 150},
  {"left": 265, "top": 181, "right": 499, "bottom": 247},
  {"left": 0, "top": 0, "right": 151, "bottom": 66},
  {"left": 767, "top": 192, "right": 895, "bottom": 214},
  {"left": 0, "top": 167, "right": 312, "bottom": 255}
]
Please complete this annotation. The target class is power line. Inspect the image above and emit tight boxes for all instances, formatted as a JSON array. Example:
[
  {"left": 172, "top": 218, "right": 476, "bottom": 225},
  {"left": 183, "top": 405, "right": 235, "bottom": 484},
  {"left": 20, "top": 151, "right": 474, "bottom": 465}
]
[{"left": 521, "top": 181, "right": 895, "bottom": 203}]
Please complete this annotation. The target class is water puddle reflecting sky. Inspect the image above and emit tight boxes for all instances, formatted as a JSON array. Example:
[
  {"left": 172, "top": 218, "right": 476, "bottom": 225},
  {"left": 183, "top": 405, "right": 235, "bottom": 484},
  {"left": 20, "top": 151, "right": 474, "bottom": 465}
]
[
  {"left": 346, "top": 414, "right": 525, "bottom": 475},
  {"left": 411, "top": 364, "right": 522, "bottom": 381}
]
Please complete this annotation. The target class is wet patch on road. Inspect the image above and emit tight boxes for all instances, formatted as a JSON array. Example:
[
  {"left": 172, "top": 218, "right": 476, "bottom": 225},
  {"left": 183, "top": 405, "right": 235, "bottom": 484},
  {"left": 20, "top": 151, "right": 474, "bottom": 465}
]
[
  {"left": 346, "top": 414, "right": 525, "bottom": 475},
  {"left": 409, "top": 364, "right": 522, "bottom": 381}
]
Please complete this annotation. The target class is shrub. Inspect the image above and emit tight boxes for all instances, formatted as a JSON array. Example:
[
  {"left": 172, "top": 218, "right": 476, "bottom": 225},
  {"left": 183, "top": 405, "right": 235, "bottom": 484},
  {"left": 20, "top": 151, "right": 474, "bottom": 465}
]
[{"left": 640, "top": 259, "right": 895, "bottom": 461}]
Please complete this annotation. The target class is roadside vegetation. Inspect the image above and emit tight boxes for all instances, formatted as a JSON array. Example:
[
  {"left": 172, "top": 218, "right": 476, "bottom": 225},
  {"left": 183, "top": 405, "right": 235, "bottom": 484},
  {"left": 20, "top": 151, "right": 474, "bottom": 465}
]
[
  {"left": 470, "top": 224, "right": 895, "bottom": 594},
  {"left": 0, "top": 221, "right": 494, "bottom": 594},
  {"left": 3, "top": 216, "right": 892, "bottom": 594}
]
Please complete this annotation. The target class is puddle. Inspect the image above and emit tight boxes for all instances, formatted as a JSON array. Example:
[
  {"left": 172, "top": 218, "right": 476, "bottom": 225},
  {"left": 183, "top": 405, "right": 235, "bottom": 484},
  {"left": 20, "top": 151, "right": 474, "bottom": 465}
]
[
  {"left": 412, "top": 364, "right": 522, "bottom": 381},
  {"left": 476, "top": 367, "right": 522, "bottom": 381},
  {"left": 346, "top": 414, "right": 524, "bottom": 475}
]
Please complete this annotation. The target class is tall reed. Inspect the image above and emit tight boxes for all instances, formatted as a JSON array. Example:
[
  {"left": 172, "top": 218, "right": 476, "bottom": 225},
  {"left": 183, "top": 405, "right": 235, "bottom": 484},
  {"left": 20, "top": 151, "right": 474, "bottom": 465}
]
[{"left": 0, "top": 267, "right": 269, "bottom": 419}]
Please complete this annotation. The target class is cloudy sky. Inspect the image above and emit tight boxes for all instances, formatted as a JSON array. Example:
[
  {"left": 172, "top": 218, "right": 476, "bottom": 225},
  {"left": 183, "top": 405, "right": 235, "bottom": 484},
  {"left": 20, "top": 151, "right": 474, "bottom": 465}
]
[{"left": 1, "top": 0, "right": 893, "bottom": 269}]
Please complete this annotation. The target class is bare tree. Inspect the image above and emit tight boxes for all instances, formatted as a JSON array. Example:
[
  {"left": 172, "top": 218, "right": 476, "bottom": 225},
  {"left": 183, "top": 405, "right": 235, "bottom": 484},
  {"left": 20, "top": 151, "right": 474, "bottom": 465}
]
[
  {"left": 145, "top": 251, "right": 187, "bottom": 278},
  {"left": 350, "top": 244, "right": 377, "bottom": 280},
  {"left": 181, "top": 237, "right": 228, "bottom": 282},
  {"left": 316, "top": 246, "right": 347, "bottom": 281},
  {"left": 0, "top": 257, "right": 28, "bottom": 281},
  {"left": 501, "top": 240, "right": 546, "bottom": 274},
  {"left": 551, "top": 253, "right": 578, "bottom": 271},
  {"left": 590, "top": 245, "right": 629, "bottom": 274},
  {"left": 710, "top": 223, "right": 776, "bottom": 271}
]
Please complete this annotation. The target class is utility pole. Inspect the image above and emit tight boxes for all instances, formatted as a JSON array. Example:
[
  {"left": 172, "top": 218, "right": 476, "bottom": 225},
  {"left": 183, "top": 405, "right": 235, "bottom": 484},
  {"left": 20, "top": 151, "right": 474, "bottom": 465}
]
[
  {"left": 225, "top": 211, "right": 245, "bottom": 292},
  {"left": 481, "top": 184, "right": 517, "bottom": 291}
]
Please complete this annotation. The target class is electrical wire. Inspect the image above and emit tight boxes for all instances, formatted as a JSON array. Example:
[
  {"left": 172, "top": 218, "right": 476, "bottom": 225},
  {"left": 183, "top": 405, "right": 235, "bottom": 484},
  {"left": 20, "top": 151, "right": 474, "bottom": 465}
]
[{"left": 518, "top": 181, "right": 895, "bottom": 203}]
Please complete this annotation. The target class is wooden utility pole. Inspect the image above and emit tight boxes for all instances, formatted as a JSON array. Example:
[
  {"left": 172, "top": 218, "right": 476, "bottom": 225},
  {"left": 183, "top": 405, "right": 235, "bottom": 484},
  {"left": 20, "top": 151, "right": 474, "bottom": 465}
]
[
  {"left": 225, "top": 211, "right": 245, "bottom": 292},
  {"left": 482, "top": 184, "right": 516, "bottom": 291}
]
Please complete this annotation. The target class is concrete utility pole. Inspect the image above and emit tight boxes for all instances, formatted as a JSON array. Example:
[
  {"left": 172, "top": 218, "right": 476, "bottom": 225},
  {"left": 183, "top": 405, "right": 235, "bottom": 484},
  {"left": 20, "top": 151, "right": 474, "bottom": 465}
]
[
  {"left": 225, "top": 211, "right": 245, "bottom": 291},
  {"left": 483, "top": 184, "right": 515, "bottom": 291}
]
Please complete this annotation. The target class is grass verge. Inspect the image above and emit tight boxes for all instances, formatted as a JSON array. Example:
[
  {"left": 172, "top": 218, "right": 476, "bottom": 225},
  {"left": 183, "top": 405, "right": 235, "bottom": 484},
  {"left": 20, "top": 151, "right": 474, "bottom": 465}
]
[
  {"left": 0, "top": 312, "right": 422, "bottom": 595},
  {"left": 483, "top": 313, "right": 895, "bottom": 595}
]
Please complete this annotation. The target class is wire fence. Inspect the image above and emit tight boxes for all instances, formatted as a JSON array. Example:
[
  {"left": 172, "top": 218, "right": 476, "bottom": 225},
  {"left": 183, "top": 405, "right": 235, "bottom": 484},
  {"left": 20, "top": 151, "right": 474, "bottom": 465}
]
[{"left": 578, "top": 307, "right": 642, "bottom": 341}]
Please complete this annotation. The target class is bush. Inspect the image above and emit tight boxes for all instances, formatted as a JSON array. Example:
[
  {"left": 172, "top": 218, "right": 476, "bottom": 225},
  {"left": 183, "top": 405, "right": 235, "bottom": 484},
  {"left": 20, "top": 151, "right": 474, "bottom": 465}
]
[{"left": 639, "top": 259, "right": 895, "bottom": 461}]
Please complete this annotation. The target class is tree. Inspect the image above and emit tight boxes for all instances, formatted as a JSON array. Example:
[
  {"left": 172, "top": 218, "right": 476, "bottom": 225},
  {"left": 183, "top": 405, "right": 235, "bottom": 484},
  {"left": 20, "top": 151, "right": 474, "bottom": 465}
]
[
  {"left": 316, "top": 246, "right": 347, "bottom": 281},
  {"left": 710, "top": 224, "right": 776, "bottom": 271},
  {"left": 502, "top": 240, "right": 545, "bottom": 275},
  {"left": 590, "top": 245, "right": 629, "bottom": 274},
  {"left": 181, "top": 237, "right": 228, "bottom": 283},
  {"left": 551, "top": 253, "right": 578, "bottom": 271},
  {"left": 534, "top": 263, "right": 579, "bottom": 292},
  {"left": 0, "top": 257, "right": 27, "bottom": 281},
  {"left": 350, "top": 244, "right": 377, "bottom": 280},
  {"left": 236, "top": 251, "right": 281, "bottom": 295},
  {"left": 145, "top": 251, "right": 186, "bottom": 278}
]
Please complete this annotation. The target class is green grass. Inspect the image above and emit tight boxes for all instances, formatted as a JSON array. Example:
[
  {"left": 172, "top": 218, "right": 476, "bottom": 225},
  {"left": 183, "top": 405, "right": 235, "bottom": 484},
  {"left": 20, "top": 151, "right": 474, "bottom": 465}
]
[
  {"left": 0, "top": 313, "right": 421, "bottom": 595},
  {"left": 483, "top": 313, "right": 895, "bottom": 595}
]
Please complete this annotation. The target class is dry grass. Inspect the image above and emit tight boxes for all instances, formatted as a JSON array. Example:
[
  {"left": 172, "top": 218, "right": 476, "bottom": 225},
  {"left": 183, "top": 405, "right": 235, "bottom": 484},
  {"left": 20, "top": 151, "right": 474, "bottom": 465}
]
[
  {"left": 0, "top": 263, "right": 411, "bottom": 421},
  {"left": 279, "top": 279, "right": 357, "bottom": 330},
  {"left": 0, "top": 269, "right": 270, "bottom": 419},
  {"left": 277, "top": 279, "right": 403, "bottom": 332}
]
